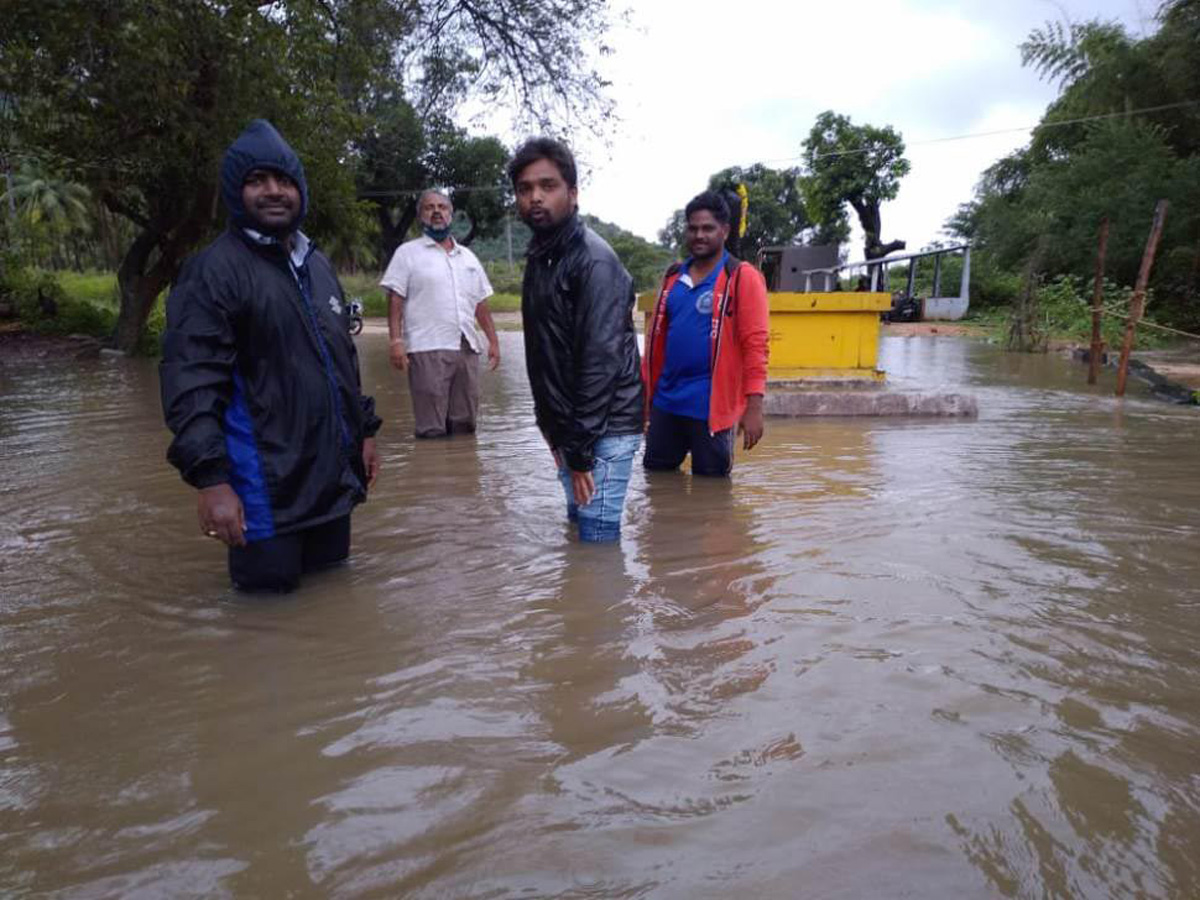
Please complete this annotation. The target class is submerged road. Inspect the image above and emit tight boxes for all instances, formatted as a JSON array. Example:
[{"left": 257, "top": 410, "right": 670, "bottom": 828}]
[{"left": 1, "top": 331, "right": 1198, "bottom": 897}]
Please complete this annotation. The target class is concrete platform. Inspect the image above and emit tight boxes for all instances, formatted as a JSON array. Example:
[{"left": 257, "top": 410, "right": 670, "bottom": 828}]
[{"left": 766, "top": 389, "right": 978, "bottom": 418}]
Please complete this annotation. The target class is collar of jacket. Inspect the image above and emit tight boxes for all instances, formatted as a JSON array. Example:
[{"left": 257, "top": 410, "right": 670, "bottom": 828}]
[
  {"left": 233, "top": 224, "right": 313, "bottom": 267},
  {"left": 526, "top": 213, "right": 583, "bottom": 261}
]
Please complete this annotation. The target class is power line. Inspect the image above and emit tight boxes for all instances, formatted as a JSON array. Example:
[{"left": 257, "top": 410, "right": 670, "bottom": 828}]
[
  {"left": 358, "top": 98, "right": 1200, "bottom": 197},
  {"left": 762, "top": 99, "right": 1200, "bottom": 165},
  {"left": 12, "top": 99, "right": 1199, "bottom": 200},
  {"left": 358, "top": 184, "right": 507, "bottom": 198}
]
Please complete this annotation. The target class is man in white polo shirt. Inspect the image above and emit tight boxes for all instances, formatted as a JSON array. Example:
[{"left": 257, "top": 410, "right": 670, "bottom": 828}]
[{"left": 380, "top": 188, "right": 500, "bottom": 437}]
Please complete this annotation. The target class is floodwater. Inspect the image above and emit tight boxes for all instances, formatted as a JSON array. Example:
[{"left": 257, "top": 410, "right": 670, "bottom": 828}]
[{"left": 1, "top": 332, "right": 1198, "bottom": 899}]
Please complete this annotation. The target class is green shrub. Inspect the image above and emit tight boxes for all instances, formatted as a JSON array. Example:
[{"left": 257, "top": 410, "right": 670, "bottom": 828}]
[
  {"left": 339, "top": 273, "right": 388, "bottom": 317},
  {"left": 340, "top": 269, "right": 521, "bottom": 318},
  {"left": 483, "top": 259, "right": 523, "bottom": 295},
  {"left": 1007, "top": 274, "right": 1167, "bottom": 349}
]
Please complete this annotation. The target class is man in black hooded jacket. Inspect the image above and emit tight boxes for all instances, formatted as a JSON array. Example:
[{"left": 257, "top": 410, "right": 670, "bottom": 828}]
[
  {"left": 160, "top": 119, "right": 382, "bottom": 591},
  {"left": 509, "top": 138, "right": 644, "bottom": 543}
]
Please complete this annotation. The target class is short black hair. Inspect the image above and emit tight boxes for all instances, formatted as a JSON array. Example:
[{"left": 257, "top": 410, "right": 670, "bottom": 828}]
[
  {"left": 508, "top": 137, "right": 578, "bottom": 190},
  {"left": 685, "top": 190, "right": 730, "bottom": 225}
]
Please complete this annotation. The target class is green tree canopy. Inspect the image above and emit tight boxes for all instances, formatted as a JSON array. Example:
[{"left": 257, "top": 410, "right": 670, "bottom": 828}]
[
  {"left": 801, "top": 110, "right": 910, "bottom": 260},
  {"left": 1, "top": 0, "right": 615, "bottom": 352},
  {"left": 658, "top": 163, "right": 828, "bottom": 264},
  {"left": 953, "top": 0, "right": 1200, "bottom": 327},
  {"left": 356, "top": 97, "right": 510, "bottom": 263},
  {"left": 583, "top": 216, "right": 673, "bottom": 292}
]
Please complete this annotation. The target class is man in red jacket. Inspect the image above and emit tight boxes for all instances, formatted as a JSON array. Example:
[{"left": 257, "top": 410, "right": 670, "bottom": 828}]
[{"left": 642, "top": 190, "right": 769, "bottom": 476}]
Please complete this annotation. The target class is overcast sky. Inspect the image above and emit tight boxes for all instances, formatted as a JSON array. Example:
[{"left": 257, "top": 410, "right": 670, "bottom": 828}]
[{"left": 546, "top": 0, "right": 1153, "bottom": 254}]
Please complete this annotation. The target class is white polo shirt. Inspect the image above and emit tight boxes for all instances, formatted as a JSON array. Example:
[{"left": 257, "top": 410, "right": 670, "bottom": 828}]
[{"left": 379, "top": 236, "right": 493, "bottom": 354}]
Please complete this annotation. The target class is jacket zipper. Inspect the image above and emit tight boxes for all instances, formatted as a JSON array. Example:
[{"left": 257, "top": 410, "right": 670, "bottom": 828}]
[
  {"left": 289, "top": 250, "right": 355, "bottom": 452},
  {"left": 708, "top": 264, "right": 740, "bottom": 435}
]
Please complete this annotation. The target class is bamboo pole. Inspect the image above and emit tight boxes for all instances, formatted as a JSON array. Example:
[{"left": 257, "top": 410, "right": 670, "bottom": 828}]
[
  {"left": 1115, "top": 200, "right": 1169, "bottom": 397},
  {"left": 1088, "top": 217, "right": 1109, "bottom": 384}
]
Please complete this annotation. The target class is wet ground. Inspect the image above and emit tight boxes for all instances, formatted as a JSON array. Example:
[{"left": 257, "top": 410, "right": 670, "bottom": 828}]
[{"left": 1, "top": 331, "right": 1198, "bottom": 898}]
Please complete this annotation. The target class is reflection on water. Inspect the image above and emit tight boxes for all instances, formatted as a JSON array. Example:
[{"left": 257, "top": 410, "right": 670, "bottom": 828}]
[{"left": 1, "top": 334, "right": 1198, "bottom": 897}]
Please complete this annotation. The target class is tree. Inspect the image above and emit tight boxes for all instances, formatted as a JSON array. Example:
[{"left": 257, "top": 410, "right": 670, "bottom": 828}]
[
  {"left": 426, "top": 125, "right": 509, "bottom": 247},
  {"left": 356, "top": 94, "right": 429, "bottom": 264},
  {"left": 657, "top": 208, "right": 687, "bottom": 255},
  {"left": 709, "top": 165, "right": 818, "bottom": 262},
  {"left": 6, "top": 163, "right": 91, "bottom": 229},
  {"left": 658, "top": 163, "right": 828, "bottom": 263},
  {"left": 357, "top": 100, "right": 511, "bottom": 263},
  {"left": 956, "top": 1, "right": 1200, "bottom": 327},
  {"left": 2, "top": 0, "right": 615, "bottom": 352},
  {"left": 2, "top": 162, "right": 92, "bottom": 268},
  {"left": 801, "top": 110, "right": 910, "bottom": 261},
  {"left": 583, "top": 216, "right": 672, "bottom": 292}
]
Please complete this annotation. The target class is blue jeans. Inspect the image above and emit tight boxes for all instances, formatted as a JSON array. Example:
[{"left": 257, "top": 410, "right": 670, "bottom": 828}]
[{"left": 557, "top": 432, "right": 641, "bottom": 542}]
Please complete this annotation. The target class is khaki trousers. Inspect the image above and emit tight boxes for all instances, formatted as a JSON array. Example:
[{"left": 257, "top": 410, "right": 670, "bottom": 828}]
[{"left": 406, "top": 336, "right": 480, "bottom": 437}]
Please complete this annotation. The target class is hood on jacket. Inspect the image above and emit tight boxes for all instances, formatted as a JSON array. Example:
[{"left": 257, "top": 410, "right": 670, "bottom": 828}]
[{"left": 220, "top": 119, "right": 309, "bottom": 232}]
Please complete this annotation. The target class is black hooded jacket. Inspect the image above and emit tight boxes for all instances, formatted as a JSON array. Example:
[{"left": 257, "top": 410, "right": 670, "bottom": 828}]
[
  {"left": 521, "top": 214, "right": 643, "bottom": 472},
  {"left": 160, "top": 119, "right": 381, "bottom": 540}
]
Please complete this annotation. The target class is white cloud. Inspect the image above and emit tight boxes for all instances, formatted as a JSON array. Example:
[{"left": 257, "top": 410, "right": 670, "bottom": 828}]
[{"left": 467, "top": 0, "right": 1147, "bottom": 250}]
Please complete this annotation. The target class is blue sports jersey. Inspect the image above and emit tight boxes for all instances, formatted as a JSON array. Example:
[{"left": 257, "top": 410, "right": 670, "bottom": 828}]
[{"left": 653, "top": 254, "right": 725, "bottom": 420}]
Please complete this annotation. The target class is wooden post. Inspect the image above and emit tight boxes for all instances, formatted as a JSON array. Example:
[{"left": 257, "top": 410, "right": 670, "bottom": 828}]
[
  {"left": 1088, "top": 217, "right": 1109, "bottom": 385},
  {"left": 1115, "top": 200, "right": 1169, "bottom": 397}
]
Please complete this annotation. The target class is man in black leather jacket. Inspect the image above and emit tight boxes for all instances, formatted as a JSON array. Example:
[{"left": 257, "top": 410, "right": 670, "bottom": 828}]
[{"left": 508, "top": 138, "right": 644, "bottom": 542}]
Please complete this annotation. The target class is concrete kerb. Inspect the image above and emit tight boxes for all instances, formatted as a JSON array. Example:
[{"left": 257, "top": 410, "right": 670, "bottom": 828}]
[{"left": 765, "top": 390, "right": 979, "bottom": 418}]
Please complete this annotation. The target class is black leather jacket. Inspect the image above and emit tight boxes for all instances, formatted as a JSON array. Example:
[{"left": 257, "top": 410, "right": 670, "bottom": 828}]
[{"left": 521, "top": 215, "right": 644, "bottom": 472}]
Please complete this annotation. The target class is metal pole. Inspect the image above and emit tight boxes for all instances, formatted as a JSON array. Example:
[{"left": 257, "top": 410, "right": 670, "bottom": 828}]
[
  {"left": 1116, "top": 200, "right": 1169, "bottom": 397},
  {"left": 959, "top": 245, "right": 971, "bottom": 301},
  {"left": 505, "top": 213, "right": 513, "bottom": 271},
  {"left": 931, "top": 253, "right": 942, "bottom": 298},
  {"left": 1087, "top": 217, "right": 1110, "bottom": 385}
]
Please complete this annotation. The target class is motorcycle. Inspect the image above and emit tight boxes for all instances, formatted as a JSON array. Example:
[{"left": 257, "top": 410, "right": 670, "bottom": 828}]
[{"left": 346, "top": 297, "right": 364, "bottom": 336}]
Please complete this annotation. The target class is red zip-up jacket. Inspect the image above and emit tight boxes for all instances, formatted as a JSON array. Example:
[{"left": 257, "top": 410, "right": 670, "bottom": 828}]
[{"left": 642, "top": 255, "right": 770, "bottom": 434}]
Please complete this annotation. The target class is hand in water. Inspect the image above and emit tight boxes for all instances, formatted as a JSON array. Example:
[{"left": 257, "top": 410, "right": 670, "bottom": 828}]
[{"left": 198, "top": 484, "right": 246, "bottom": 547}]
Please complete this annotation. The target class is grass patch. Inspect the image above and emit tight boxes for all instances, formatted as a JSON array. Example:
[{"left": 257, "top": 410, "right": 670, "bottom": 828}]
[
  {"left": 339, "top": 273, "right": 388, "bottom": 316},
  {"left": 340, "top": 272, "right": 519, "bottom": 317},
  {"left": 488, "top": 293, "right": 520, "bottom": 312},
  {"left": 57, "top": 271, "right": 121, "bottom": 310}
]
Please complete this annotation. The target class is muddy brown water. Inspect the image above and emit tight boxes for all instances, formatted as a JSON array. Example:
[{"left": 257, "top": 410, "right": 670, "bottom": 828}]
[{"left": 1, "top": 333, "right": 1198, "bottom": 898}]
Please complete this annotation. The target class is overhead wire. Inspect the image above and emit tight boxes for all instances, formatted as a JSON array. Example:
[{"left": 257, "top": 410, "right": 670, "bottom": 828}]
[
  {"left": 326, "top": 98, "right": 1200, "bottom": 198},
  {"left": 8, "top": 99, "right": 1198, "bottom": 199},
  {"left": 760, "top": 98, "right": 1200, "bottom": 165}
]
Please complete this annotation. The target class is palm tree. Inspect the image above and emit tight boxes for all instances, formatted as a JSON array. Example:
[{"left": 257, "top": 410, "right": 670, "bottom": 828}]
[
  {"left": 6, "top": 164, "right": 91, "bottom": 230},
  {"left": 1, "top": 162, "right": 92, "bottom": 267}
]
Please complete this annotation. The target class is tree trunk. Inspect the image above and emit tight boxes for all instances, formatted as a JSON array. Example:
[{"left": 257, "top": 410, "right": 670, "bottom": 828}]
[
  {"left": 377, "top": 198, "right": 418, "bottom": 265},
  {"left": 1007, "top": 236, "right": 1049, "bottom": 353},
  {"left": 1186, "top": 239, "right": 1200, "bottom": 305},
  {"left": 112, "top": 228, "right": 168, "bottom": 354},
  {"left": 851, "top": 198, "right": 905, "bottom": 261},
  {"left": 110, "top": 181, "right": 216, "bottom": 354}
]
